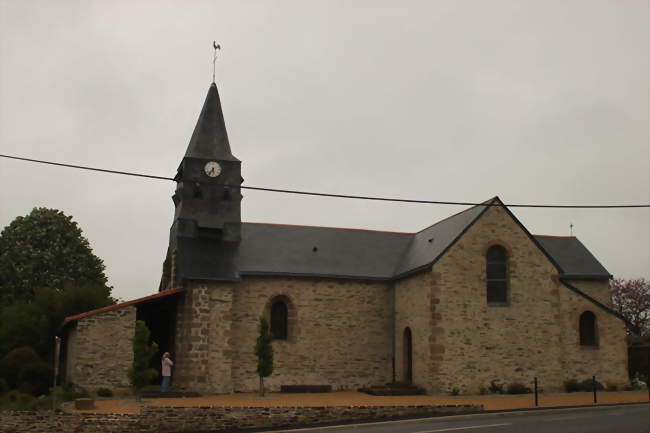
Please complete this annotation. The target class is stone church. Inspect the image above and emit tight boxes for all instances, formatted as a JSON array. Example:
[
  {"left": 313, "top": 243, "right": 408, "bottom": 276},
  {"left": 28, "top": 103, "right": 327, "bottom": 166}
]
[{"left": 62, "top": 82, "right": 628, "bottom": 395}]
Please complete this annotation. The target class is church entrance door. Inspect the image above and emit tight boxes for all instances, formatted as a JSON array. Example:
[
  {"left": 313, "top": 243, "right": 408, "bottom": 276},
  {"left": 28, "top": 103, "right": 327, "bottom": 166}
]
[{"left": 403, "top": 327, "right": 413, "bottom": 384}]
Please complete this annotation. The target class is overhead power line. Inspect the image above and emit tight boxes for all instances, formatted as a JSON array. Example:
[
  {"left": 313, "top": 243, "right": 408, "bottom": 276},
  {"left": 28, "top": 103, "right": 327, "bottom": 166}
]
[{"left": 1, "top": 153, "right": 649, "bottom": 209}]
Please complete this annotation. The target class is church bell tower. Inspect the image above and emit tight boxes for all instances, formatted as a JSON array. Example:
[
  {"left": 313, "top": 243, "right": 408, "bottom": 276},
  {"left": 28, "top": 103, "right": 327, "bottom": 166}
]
[{"left": 160, "top": 82, "right": 243, "bottom": 290}]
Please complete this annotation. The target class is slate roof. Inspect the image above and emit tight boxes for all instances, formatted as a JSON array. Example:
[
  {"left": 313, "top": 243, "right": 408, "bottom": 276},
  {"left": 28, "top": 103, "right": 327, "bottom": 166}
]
[
  {"left": 235, "top": 199, "right": 492, "bottom": 280},
  {"left": 231, "top": 198, "right": 610, "bottom": 281},
  {"left": 183, "top": 82, "right": 239, "bottom": 162},
  {"left": 62, "top": 287, "right": 185, "bottom": 325},
  {"left": 534, "top": 235, "right": 611, "bottom": 279}
]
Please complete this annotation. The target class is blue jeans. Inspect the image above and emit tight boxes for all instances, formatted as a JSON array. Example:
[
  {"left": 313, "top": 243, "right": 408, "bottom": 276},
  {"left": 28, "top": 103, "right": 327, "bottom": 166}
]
[{"left": 161, "top": 376, "right": 171, "bottom": 392}]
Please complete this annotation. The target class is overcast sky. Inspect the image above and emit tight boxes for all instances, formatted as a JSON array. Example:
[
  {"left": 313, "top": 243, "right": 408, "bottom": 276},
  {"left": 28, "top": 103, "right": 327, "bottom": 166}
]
[{"left": 1, "top": 0, "right": 648, "bottom": 301}]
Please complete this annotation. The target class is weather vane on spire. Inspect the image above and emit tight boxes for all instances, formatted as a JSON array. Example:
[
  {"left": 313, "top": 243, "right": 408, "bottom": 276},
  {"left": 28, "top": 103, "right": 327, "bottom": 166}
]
[{"left": 212, "top": 41, "right": 221, "bottom": 83}]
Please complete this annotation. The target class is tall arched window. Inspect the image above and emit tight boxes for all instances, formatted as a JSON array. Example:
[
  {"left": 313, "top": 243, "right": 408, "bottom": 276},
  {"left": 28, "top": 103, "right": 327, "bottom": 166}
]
[
  {"left": 486, "top": 245, "right": 508, "bottom": 304},
  {"left": 270, "top": 300, "right": 288, "bottom": 340},
  {"left": 579, "top": 311, "right": 598, "bottom": 346}
]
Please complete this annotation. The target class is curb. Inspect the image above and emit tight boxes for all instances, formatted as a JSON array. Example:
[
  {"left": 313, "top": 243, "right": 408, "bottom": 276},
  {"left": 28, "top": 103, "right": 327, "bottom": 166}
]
[{"left": 249, "top": 401, "right": 650, "bottom": 433}]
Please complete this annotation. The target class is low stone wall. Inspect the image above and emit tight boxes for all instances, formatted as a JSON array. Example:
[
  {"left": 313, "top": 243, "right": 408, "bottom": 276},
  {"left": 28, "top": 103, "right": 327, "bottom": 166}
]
[{"left": 0, "top": 404, "right": 481, "bottom": 433}]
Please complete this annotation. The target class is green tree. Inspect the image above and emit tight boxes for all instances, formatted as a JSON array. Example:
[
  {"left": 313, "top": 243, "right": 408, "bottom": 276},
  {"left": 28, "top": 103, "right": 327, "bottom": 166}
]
[
  {"left": 0, "top": 208, "right": 110, "bottom": 305},
  {"left": 0, "top": 284, "right": 114, "bottom": 360},
  {"left": 0, "top": 303, "right": 48, "bottom": 356},
  {"left": 127, "top": 321, "right": 158, "bottom": 397},
  {"left": 255, "top": 317, "right": 274, "bottom": 396},
  {"left": 0, "top": 346, "right": 42, "bottom": 389}
]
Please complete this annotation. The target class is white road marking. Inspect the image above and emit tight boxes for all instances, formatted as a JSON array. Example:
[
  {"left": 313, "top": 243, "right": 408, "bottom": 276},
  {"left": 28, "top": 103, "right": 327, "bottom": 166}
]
[{"left": 412, "top": 423, "right": 512, "bottom": 433}]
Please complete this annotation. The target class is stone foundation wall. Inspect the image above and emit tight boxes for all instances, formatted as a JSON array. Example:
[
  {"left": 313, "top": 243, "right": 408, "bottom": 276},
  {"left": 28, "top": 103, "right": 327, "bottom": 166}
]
[
  {"left": 0, "top": 404, "right": 481, "bottom": 433},
  {"left": 64, "top": 307, "right": 136, "bottom": 391}
]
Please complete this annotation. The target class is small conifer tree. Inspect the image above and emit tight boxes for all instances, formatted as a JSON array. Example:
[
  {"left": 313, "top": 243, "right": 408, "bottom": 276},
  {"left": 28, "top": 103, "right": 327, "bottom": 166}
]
[
  {"left": 128, "top": 320, "right": 158, "bottom": 398},
  {"left": 255, "top": 317, "right": 274, "bottom": 396}
]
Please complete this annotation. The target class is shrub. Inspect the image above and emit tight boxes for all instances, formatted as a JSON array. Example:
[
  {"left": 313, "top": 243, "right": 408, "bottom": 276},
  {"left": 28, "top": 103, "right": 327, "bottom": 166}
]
[
  {"left": 605, "top": 381, "right": 618, "bottom": 392},
  {"left": 0, "top": 390, "right": 37, "bottom": 411},
  {"left": 489, "top": 380, "right": 504, "bottom": 394},
  {"left": 96, "top": 387, "right": 113, "bottom": 397},
  {"left": 478, "top": 384, "right": 488, "bottom": 395},
  {"left": 449, "top": 387, "right": 460, "bottom": 396},
  {"left": 564, "top": 379, "right": 580, "bottom": 393},
  {"left": 0, "top": 378, "right": 8, "bottom": 394},
  {"left": 0, "top": 390, "right": 72, "bottom": 412},
  {"left": 0, "top": 346, "right": 42, "bottom": 388},
  {"left": 16, "top": 362, "right": 53, "bottom": 396},
  {"left": 630, "top": 376, "right": 647, "bottom": 390},
  {"left": 506, "top": 382, "right": 531, "bottom": 394},
  {"left": 127, "top": 321, "right": 158, "bottom": 394},
  {"left": 579, "top": 378, "right": 604, "bottom": 392},
  {"left": 50, "top": 386, "right": 88, "bottom": 402}
]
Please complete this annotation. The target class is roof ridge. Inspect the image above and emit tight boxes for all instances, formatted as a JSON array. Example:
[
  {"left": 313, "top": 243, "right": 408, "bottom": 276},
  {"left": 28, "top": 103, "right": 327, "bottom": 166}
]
[{"left": 243, "top": 221, "right": 412, "bottom": 235}]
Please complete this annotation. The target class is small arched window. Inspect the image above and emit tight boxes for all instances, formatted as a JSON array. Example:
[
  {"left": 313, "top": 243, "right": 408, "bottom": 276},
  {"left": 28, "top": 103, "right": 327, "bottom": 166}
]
[
  {"left": 579, "top": 311, "right": 598, "bottom": 346},
  {"left": 486, "top": 245, "right": 508, "bottom": 304},
  {"left": 270, "top": 300, "right": 288, "bottom": 340}
]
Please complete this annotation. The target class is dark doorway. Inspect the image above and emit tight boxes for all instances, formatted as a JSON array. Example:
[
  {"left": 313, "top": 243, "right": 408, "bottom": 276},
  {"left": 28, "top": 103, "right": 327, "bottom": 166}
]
[
  {"left": 403, "top": 327, "right": 413, "bottom": 384},
  {"left": 136, "top": 293, "right": 180, "bottom": 383}
]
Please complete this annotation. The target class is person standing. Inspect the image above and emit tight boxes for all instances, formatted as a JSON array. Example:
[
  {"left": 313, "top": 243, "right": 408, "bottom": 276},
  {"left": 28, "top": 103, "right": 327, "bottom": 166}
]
[{"left": 161, "top": 352, "right": 174, "bottom": 393}]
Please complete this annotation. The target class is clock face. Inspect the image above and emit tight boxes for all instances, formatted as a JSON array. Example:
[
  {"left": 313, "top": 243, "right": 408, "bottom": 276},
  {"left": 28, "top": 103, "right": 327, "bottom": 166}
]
[{"left": 204, "top": 161, "right": 221, "bottom": 177}]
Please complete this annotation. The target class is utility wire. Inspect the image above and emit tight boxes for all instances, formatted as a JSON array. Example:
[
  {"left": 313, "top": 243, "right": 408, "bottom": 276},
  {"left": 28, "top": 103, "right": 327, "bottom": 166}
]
[{"left": 1, "top": 153, "right": 649, "bottom": 209}]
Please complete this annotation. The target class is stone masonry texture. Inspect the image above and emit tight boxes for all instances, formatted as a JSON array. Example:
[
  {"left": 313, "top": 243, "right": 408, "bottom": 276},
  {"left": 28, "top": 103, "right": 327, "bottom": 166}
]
[
  {"left": 427, "top": 205, "right": 628, "bottom": 394},
  {"left": 0, "top": 404, "right": 481, "bottom": 433},
  {"left": 173, "top": 277, "right": 394, "bottom": 393},
  {"left": 64, "top": 306, "right": 135, "bottom": 391}
]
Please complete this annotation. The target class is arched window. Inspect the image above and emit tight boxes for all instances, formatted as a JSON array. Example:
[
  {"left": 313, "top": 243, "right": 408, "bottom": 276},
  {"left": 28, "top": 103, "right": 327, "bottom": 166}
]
[
  {"left": 486, "top": 245, "right": 508, "bottom": 304},
  {"left": 579, "top": 311, "right": 598, "bottom": 346},
  {"left": 270, "top": 300, "right": 288, "bottom": 340}
]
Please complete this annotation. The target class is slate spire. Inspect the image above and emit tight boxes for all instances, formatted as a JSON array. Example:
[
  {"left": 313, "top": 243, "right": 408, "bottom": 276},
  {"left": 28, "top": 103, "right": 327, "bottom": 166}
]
[{"left": 183, "top": 82, "right": 239, "bottom": 161}]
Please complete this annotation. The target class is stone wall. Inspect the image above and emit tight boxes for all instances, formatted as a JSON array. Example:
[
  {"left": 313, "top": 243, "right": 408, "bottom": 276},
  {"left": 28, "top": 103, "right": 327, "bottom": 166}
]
[
  {"left": 231, "top": 276, "right": 393, "bottom": 392},
  {"left": 64, "top": 307, "right": 136, "bottom": 391},
  {"left": 174, "top": 277, "right": 393, "bottom": 393},
  {"left": 0, "top": 404, "right": 481, "bottom": 433},
  {"left": 172, "top": 288, "right": 228, "bottom": 393},
  {"left": 394, "top": 271, "right": 435, "bottom": 391},
  {"left": 430, "top": 204, "right": 627, "bottom": 394},
  {"left": 558, "top": 279, "right": 629, "bottom": 385}
]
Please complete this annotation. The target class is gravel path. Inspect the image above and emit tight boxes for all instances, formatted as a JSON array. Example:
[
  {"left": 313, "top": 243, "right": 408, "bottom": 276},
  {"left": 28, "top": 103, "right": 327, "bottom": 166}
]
[{"left": 73, "top": 390, "right": 649, "bottom": 414}]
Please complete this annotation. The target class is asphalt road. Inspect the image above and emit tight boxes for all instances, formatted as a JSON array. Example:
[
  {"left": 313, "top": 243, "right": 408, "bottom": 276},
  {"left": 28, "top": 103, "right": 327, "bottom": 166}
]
[{"left": 263, "top": 405, "right": 650, "bottom": 433}]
